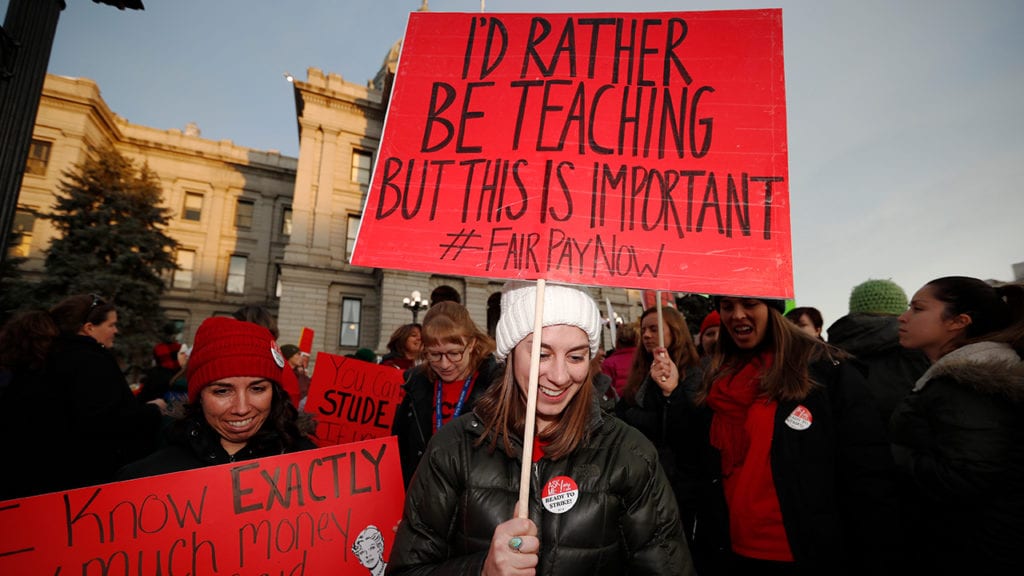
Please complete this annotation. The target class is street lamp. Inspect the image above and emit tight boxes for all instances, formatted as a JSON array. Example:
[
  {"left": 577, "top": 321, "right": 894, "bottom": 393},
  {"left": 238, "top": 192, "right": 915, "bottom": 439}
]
[{"left": 403, "top": 290, "right": 429, "bottom": 323}]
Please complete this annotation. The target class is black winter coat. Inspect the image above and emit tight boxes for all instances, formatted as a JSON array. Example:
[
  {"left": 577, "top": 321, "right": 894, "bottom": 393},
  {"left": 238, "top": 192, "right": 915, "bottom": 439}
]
[
  {"left": 615, "top": 367, "right": 704, "bottom": 538},
  {"left": 387, "top": 399, "right": 694, "bottom": 575},
  {"left": 693, "top": 357, "right": 897, "bottom": 575},
  {"left": 0, "top": 335, "right": 162, "bottom": 499},
  {"left": 828, "top": 314, "right": 930, "bottom": 428},
  {"left": 117, "top": 416, "right": 317, "bottom": 479},
  {"left": 890, "top": 342, "right": 1024, "bottom": 575},
  {"left": 391, "top": 356, "right": 500, "bottom": 486}
]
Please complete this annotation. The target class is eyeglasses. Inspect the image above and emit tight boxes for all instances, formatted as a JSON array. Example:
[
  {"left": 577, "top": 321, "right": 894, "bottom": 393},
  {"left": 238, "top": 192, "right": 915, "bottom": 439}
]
[{"left": 425, "top": 348, "right": 467, "bottom": 363}]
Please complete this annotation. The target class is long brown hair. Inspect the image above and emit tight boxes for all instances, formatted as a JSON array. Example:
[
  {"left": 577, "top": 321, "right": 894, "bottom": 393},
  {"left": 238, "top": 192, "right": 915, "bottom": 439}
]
[
  {"left": 699, "top": 303, "right": 841, "bottom": 403},
  {"left": 622, "top": 306, "right": 699, "bottom": 404},
  {"left": 418, "top": 301, "right": 495, "bottom": 383},
  {"left": 474, "top": 346, "right": 595, "bottom": 461}
]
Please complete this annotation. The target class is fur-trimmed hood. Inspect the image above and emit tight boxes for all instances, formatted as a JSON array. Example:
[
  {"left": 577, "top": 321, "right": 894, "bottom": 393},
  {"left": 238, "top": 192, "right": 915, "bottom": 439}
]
[{"left": 914, "top": 341, "right": 1024, "bottom": 402}]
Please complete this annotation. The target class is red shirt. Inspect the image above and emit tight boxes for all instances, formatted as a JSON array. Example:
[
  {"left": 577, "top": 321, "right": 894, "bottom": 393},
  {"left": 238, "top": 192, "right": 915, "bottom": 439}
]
[
  {"left": 722, "top": 400, "right": 794, "bottom": 561},
  {"left": 436, "top": 374, "right": 476, "bottom": 430}
]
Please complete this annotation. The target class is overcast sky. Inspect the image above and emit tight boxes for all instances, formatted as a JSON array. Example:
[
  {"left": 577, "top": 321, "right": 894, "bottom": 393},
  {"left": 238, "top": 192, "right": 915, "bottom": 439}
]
[{"left": 35, "top": 0, "right": 1024, "bottom": 336}]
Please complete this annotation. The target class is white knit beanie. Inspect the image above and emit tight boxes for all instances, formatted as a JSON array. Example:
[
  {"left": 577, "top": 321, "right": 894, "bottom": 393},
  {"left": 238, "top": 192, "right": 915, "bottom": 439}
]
[{"left": 494, "top": 281, "right": 602, "bottom": 362}]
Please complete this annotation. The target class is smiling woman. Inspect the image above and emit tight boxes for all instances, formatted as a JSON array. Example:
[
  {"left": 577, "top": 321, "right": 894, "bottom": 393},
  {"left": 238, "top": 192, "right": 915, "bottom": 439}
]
[
  {"left": 118, "top": 317, "right": 315, "bottom": 479},
  {"left": 388, "top": 281, "right": 694, "bottom": 576},
  {"left": 391, "top": 301, "right": 500, "bottom": 487}
]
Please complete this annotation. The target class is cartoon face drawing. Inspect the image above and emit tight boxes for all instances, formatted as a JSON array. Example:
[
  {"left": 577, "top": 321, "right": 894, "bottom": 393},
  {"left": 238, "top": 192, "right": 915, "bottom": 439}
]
[{"left": 352, "top": 525, "right": 386, "bottom": 574}]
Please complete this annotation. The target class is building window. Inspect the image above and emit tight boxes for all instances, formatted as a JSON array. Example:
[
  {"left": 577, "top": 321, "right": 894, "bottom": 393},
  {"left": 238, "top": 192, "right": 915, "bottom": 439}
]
[
  {"left": 346, "top": 214, "right": 361, "bottom": 262},
  {"left": 173, "top": 249, "right": 195, "bottom": 289},
  {"left": 8, "top": 209, "right": 35, "bottom": 258},
  {"left": 182, "top": 192, "right": 203, "bottom": 221},
  {"left": 351, "top": 150, "right": 372, "bottom": 185},
  {"left": 25, "top": 140, "right": 52, "bottom": 176},
  {"left": 281, "top": 206, "right": 292, "bottom": 236},
  {"left": 340, "top": 298, "right": 361, "bottom": 347},
  {"left": 226, "top": 255, "right": 247, "bottom": 294},
  {"left": 235, "top": 199, "right": 254, "bottom": 229}
]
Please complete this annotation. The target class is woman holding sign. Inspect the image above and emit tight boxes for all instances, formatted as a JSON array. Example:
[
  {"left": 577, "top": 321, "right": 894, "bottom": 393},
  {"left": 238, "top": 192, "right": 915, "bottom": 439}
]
[
  {"left": 692, "top": 296, "right": 895, "bottom": 575},
  {"left": 118, "top": 317, "right": 314, "bottom": 478},
  {"left": 389, "top": 282, "right": 693, "bottom": 576},
  {"left": 616, "top": 305, "right": 704, "bottom": 542},
  {"left": 392, "top": 301, "right": 500, "bottom": 486}
]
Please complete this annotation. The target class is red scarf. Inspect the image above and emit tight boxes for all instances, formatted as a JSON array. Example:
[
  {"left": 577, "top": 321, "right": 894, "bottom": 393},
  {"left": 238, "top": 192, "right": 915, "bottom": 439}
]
[{"left": 707, "top": 352, "right": 773, "bottom": 477}]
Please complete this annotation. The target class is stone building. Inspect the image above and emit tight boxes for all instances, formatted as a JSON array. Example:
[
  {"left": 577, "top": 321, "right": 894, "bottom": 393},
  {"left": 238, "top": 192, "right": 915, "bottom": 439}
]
[{"left": 14, "top": 68, "right": 643, "bottom": 360}]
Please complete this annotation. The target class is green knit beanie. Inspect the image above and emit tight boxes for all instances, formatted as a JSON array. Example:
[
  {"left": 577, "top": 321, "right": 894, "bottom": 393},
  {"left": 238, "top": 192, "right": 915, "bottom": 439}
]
[{"left": 848, "top": 279, "right": 908, "bottom": 316}]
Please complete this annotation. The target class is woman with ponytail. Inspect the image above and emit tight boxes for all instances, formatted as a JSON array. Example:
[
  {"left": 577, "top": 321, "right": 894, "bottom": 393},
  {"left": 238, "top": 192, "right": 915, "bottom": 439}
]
[{"left": 891, "top": 277, "right": 1024, "bottom": 574}]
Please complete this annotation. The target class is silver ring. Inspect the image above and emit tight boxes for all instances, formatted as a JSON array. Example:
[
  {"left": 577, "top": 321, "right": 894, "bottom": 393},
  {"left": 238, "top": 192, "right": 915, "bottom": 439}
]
[{"left": 509, "top": 536, "right": 523, "bottom": 552}]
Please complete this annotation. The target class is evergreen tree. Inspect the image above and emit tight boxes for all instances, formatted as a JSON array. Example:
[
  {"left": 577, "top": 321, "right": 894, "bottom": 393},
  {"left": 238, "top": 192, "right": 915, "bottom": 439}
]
[{"left": 41, "top": 145, "right": 178, "bottom": 369}]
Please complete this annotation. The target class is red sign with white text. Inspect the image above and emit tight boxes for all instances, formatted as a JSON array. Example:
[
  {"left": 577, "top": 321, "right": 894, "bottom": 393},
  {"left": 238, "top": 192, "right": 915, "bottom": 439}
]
[
  {"left": 304, "top": 353, "right": 407, "bottom": 445},
  {"left": 0, "top": 438, "right": 403, "bottom": 575},
  {"left": 353, "top": 10, "right": 792, "bottom": 298}
]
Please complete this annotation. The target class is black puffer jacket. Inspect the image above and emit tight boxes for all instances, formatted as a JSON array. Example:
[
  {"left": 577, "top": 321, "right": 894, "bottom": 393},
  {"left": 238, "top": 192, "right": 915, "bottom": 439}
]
[
  {"left": 890, "top": 342, "right": 1024, "bottom": 575},
  {"left": 828, "top": 314, "right": 930, "bottom": 428},
  {"left": 391, "top": 356, "right": 500, "bottom": 486},
  {"left": 388, "top": 399, "right": 694, "bottom": 575},
  {"left": 117, "top": 416, "right": 317, "bottom": 479}
]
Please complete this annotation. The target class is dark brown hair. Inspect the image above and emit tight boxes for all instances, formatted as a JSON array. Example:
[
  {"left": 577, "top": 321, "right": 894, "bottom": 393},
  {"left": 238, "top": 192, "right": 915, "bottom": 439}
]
[
  {"left": 386, "top": 323, "right": 421, "bottom": 357},
  {"left": 48, "top": 293, "right": 117, "bottom": 336},
  {"left": 622, "top": 306, "right": 699, "bottom": 404},
  {"left": 0, "top": 310, "right": 59, "bottom": 371},
  {"left": 785, "top": 306, "right": 823, "bottom": 331},
  {"left": 699, "top": 300, "right": 843, "bottom": 403},
  {"left": 925, "top": 277, "right": 1024, "bottom": 354},
  {"left": 232, "top": 305, "right": 279, "bottom": 339}
]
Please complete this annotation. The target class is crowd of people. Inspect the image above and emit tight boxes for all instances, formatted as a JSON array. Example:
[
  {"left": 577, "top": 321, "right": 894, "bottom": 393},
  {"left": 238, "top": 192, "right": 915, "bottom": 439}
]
[{"left": 0, "top": 276, "right": 1021, "bottom": 574}]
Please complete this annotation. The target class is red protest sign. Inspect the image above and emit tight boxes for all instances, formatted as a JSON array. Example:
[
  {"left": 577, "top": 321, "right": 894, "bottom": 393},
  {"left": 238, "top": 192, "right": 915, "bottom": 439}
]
[
  {"left": 0, "top": 438, "right": 403, "bottom": 575},
  {"left": 352, "top": 10, "right": 792, "bottom": 298},
  {"left": 298, "top": 327, "right": 315, "bottom": 354},
  {"left": 304, "top": 353, "right": 406, "bottom": 445}
]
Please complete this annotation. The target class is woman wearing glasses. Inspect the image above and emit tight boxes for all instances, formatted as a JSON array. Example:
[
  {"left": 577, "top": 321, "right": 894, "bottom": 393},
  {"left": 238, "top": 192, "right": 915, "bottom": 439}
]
[
  {"left": 0, "top": 294, "right": 165, "bottom": 498},
  {"left": 391, "top": 301, "right": 500, "bottom": 486}
]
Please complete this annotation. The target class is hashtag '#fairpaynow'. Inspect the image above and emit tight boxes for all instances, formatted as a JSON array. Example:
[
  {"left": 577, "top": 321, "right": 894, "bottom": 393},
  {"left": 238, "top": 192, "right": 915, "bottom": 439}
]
[{"left": 438, "top": 229, "right": 483, "bottom": 260}]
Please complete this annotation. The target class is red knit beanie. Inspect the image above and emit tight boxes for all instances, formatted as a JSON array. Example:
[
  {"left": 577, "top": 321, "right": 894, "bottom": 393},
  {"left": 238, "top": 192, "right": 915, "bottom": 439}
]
[
  {"left": 700, "top": 311, "right": 721, "bottom": 336},
  {"left": 187, "top": 317, "right": 286, "bottom": 402}
]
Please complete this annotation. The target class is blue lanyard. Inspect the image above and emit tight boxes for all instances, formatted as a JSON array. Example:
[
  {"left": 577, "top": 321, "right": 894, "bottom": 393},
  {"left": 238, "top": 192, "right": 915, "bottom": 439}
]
[{"left": 435, "top": 373, "right": 474, "bottom": 433}]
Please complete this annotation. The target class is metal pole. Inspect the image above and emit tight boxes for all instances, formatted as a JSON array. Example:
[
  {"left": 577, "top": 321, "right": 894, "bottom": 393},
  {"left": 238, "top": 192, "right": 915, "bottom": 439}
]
[{"left": 0, "top": 0, "right": 64, "bottom": 265}]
